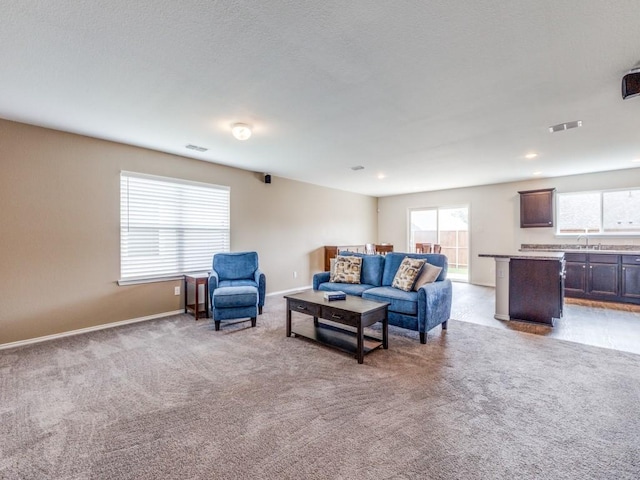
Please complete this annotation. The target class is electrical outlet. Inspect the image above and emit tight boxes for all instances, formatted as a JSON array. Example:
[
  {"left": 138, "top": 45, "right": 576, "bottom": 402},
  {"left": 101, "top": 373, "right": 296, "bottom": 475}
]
[
  {"left": 293, "top": 271, "right": 298, "bottom": 278},
  {"left": 174, "top": 286, "right": 180, "bottom": 295}
]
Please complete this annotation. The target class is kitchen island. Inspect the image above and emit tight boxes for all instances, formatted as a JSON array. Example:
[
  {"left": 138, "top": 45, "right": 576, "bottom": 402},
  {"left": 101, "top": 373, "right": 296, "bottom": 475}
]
[{"left": 479, "top": 252, "right": 565, "bottom": 326}]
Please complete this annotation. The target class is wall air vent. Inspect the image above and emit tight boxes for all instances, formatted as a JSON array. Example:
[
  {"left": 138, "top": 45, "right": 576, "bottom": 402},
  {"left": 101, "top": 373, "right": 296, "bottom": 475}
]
[
  {"left": 548, "top": 120, "right": 582, "bottom": 133},
  {"left": 185, "top": 144, "right": 208, "bottom": 152}
]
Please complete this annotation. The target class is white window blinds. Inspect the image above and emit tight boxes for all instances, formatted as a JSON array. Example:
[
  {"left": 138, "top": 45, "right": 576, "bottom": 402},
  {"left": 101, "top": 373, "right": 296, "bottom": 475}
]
[{"left": 120, "top": 172, "right": 230, "bottom": 282}]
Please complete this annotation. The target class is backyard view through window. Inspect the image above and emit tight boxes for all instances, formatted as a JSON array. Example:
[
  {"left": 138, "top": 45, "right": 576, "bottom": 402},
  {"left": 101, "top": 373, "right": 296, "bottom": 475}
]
[
  {"left": 409, "top": 206, "right": 469, "bottom": 281},
  {"left": 557, "top": 188, "right": 640, "bottom": 235}
]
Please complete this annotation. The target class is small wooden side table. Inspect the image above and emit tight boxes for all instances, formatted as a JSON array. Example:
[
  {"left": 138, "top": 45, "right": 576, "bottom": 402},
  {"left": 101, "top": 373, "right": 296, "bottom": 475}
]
[{"left": 184, "top": 273, "right": 210, "bottom": 320}]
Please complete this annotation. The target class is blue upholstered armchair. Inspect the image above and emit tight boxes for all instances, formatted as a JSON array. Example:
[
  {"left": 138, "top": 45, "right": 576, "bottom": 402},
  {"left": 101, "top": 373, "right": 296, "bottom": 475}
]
[{"left": 208, "top": 252, "right": 266, "bottom": 314}]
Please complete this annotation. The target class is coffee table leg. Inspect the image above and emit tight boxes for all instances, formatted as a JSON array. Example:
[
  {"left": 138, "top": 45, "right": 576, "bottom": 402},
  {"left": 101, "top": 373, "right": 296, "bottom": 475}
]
[
  {"left": 286, "top": 303, "right": 292, "bottom": 337},
  {"left": 383, "top": 315, "right": 388, "bottom": 349},
  {"left": 357, "top": 323, "right": 364, "bottom": 364}
]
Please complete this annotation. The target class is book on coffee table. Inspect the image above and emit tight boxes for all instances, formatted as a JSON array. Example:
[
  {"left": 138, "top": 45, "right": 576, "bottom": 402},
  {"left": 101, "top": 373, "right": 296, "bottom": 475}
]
[{"left": 323, "top": 291, "right": 346, "bottom": 301}]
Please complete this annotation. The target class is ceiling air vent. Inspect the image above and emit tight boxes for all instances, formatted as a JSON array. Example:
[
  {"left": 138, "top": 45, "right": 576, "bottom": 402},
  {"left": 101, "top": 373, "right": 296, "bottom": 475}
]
[
  {"left": 185, "top": 144, "right": 208, "bottom": 152},
  {"left": 548, "top": 120, "right": 582, "bottom": 133},
  {"left": 351, "top": 165, "right": 365, "bottom": 171}
]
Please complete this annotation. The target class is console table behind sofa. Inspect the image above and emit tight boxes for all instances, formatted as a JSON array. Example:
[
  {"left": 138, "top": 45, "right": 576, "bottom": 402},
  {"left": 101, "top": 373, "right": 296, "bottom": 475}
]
[{"left": 323, "top": 244, "right": 394, "bottom": 272}]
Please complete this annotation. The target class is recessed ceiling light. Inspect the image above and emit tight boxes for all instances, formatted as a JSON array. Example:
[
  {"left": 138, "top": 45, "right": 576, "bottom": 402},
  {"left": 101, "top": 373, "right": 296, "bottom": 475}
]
[
  {"left": 377, "top": 173, "right": 386, "bottom": 180},
  {"left": 525, "top": 153, "right": 538, "bottom": 159},
  {"left": 633, "top": 158, "right": 640, "bottom": 163},
  {"left": 532, "top": 171, "right": 542, "bottom": 176}
]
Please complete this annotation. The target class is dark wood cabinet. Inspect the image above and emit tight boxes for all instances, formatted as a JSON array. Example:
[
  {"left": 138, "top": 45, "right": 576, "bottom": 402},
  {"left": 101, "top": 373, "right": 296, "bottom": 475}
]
[
  {"left": 587, "top": 254, "right": 619, "bottom": 298},
  {"left": 509, "top": 258, "right": 564, "bottom": 325},
  {"left": 518, "top": 188, "right": 555, "bottom": 228},
  {"left": 621, "top": 255, "right": 640, "bottom": 300},
  {"left": 564, "top": 253, "right": 587, "bottom": 296},
  {"left": 562, "top": 252, "right": 640, "bottom": 305}
]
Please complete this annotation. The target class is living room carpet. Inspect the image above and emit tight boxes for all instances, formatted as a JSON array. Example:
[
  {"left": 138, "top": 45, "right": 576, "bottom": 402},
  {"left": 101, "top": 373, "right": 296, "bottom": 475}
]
[{"left": 1, "top": 296, "right": 639, "bottom": 480}]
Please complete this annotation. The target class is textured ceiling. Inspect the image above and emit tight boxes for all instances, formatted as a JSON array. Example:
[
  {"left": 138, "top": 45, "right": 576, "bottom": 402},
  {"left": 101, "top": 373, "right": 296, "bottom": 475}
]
[{"left": 2, "top": 1, "right": 640, "bottom": 196}]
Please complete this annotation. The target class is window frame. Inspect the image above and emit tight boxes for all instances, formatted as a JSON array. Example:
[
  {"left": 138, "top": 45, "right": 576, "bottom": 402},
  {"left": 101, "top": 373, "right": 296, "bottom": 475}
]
[
  {"left": 119, "top": 171, "right": 230, "bottom": 285},
  {"left": 555, "top": 187, "right": 640, "bottom": 236}
]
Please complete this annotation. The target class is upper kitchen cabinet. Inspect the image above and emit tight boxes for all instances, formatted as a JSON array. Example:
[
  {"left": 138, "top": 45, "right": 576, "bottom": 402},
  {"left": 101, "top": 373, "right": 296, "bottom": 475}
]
[{"left": 518, "top": 188, "right": 555, "bottom": 228}]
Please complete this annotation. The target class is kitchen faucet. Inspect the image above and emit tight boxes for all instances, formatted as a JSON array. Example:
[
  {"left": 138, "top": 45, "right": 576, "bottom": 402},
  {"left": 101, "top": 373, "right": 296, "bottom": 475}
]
[{"left": 577, "top": 234, "right": 590, "bottom": 249}]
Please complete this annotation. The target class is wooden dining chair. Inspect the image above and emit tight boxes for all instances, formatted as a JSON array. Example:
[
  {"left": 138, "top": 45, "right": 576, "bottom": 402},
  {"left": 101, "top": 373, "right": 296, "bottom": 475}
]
[
  {"left": 432, "top": 244, "right": 442, "bottom": 254},
  {"left": 365, "top": 243, "right": 376, "bottom": 255},
  {"left": 415, "top": 243, "right": 432, "bottom": 254}
]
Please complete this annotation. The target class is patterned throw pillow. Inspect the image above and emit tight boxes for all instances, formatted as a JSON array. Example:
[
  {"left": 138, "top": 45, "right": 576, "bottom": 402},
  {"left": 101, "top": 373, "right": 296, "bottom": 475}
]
[
  {"left": 413, "top": 262, "right": 443, "bottom": 290},
  {"left": 392, "top": 257, "right": 426, "bottom": 291},
  {"left": 330, "top": 255, "right": 362, "bottom": 284}
]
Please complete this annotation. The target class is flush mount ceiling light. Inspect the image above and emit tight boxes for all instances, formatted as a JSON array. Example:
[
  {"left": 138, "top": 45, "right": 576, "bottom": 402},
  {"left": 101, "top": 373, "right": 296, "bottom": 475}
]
[
  {"left": 549, "top": 120, "right": 582, "bottom": 133},
  {"left": 525, "top": 153, "right": 538, "bottom": 159},
  {"left": 231, "top": 123, "right": 252, "bottom": 141}
]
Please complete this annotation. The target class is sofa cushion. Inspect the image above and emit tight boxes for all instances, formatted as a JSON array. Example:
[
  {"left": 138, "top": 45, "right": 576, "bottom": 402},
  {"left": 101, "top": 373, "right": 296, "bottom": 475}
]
[
  {"left": 338, "top": 251, "right": 385, "bottom": 286},
  {"left": 413, "top": 262, "right": 443, "bottom": 290},
  {"left": 362, "top": 286, "right": 418, "bottom": 315},
  {"left": 318, "top": 282, "right": 373, "bottom": 296},
  {"left": 382, "top": 252, "right": 448, "bottom": 286},
  {"left": 219, "top": 279, "right": 258, "bottom": 288},
  {"left": 213, "top": 286, "right": 258, "bottom": 308},
  {"left": 330, "top": 255, "right": 362, "bottom": 284},
  {"left": 391, "top": 257, "right": 425, "bottom": 291},
  {"left": 213, "top": 252, "right": 258, "bottom": 280}
]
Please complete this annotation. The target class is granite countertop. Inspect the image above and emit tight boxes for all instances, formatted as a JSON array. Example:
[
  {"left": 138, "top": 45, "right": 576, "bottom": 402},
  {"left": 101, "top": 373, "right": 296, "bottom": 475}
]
[
  {"left": 479, "top": 252, "right": 565, "bottom": 260},
  {"left": 520, "top": 244, "right": 640, "bottom": 255}
]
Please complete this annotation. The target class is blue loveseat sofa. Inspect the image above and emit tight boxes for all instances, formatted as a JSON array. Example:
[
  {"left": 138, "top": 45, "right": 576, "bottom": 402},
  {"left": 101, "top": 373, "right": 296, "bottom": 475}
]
[{"left": 313, "top": 252, "right": 452, "bottom": 343}]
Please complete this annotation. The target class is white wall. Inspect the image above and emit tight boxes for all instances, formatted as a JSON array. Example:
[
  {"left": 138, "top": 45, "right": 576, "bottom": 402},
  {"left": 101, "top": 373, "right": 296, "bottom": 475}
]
[{"left": 378, "top": 168, "right": 640, "bottom": 286}]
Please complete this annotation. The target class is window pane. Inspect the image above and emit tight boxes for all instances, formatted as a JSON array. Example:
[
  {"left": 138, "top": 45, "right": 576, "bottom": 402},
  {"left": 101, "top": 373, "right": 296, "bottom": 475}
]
[
  {"left": 410, "top": 209, "right": 437, "bottom": 248},
  {"left": 557, "top": 192, "right": 601, "bottom": 234},
  {"left": 120, "top": 172, "right": 230, "bottom": 280},
  {"left": 603, "top": 190, "right": 640, "bottom": 233}
]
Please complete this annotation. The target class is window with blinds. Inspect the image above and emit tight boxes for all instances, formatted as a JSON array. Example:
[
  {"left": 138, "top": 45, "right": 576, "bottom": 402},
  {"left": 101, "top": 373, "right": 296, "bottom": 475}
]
[{"left": 120, "top": 172, "right": 230, "bottom": 283}]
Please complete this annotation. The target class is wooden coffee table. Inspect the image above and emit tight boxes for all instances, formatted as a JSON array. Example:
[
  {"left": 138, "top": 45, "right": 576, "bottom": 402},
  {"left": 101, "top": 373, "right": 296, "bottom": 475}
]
[{"left": 284, "top": 290, "right": 389, "bottom": 364}]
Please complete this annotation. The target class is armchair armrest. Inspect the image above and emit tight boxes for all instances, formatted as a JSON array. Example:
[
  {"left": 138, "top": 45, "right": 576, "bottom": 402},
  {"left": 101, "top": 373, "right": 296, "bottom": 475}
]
[
  {"left": 417, "top": 279, "right": 452, "bottom": 332},
  {"left": 313, "top": 271, "right": 331, "bottom": 290},
  {"left": 254, "top": 269, "right": 266, "bottom": 307},
  {"left": 208, "top": 271, "right": 219, "bottom": 304}
]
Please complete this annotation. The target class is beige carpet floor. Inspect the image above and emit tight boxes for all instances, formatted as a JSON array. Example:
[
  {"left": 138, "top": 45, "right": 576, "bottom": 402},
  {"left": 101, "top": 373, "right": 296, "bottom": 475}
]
[{"left": 1, "top": 296, "right": 639, "bottom": 479}]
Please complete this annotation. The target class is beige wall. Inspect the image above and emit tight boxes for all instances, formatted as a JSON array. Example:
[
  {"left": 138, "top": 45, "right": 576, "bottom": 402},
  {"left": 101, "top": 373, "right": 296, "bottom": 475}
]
[
  {"left": 0, "top": 119, "right": 377, "bottom": 344},
  {"left": 378, "top": 169, "right": 640, "bottom": 287}
]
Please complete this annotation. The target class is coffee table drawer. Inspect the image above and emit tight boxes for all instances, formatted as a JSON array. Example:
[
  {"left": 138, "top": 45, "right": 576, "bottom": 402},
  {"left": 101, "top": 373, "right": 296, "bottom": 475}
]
[
  {"left": 321, "top": 306, "right": 359, "bottom": 326},
  {"left": 289, "top": 298, "right": 321, "bottom": 317}
]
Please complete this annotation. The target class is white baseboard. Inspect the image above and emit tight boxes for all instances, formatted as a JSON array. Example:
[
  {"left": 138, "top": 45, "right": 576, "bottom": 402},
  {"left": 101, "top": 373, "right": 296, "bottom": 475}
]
[
  {"left": 0, "top": 310, "right": 184, "bottom": 351},
  {"left": 267, "top": 286, "right": 312, "bottom": 297}
]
